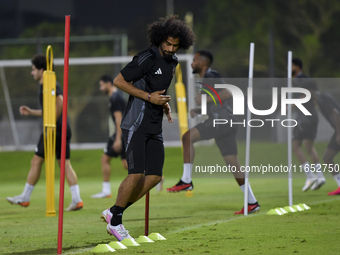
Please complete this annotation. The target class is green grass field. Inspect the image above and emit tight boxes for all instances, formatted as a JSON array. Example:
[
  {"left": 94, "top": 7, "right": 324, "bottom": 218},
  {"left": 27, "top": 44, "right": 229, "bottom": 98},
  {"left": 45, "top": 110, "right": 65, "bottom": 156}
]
[{"left": 1, "top": 143, "right": 340, "bottom": 255}]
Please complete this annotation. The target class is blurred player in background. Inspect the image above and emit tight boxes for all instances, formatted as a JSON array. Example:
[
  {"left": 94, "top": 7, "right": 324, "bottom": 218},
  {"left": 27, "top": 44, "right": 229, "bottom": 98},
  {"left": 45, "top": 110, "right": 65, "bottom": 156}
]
[
  {"left": 291, "top": 58, "right": 325, "bottom": 191},
  {"left": 314, "top": 88, "right": 340, "bottom": 195},
  {"left": 6, "top": 55, "right": 83, "bottom": 211},
  {"left": 101, "top": 15, "right": 195, "bottom": 241},
  {"left": 166, "top": 50, "right": 260, "bottom": 214},
  {"left": 92, "top": 75, "right": 127, "bottom": 199}
]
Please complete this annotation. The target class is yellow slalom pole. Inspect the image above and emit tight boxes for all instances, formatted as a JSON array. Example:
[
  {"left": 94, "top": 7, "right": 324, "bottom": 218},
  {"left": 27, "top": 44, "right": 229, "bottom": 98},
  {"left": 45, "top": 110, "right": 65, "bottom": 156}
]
[
  {"left": 175, "top": 64, "right": 189, "bottom": 148},
  {"left": 175, "top": 64, "right": 193, "bottom": 197},
  {"left": 43, "top": 45, "right": 56, "bottom": 217}
]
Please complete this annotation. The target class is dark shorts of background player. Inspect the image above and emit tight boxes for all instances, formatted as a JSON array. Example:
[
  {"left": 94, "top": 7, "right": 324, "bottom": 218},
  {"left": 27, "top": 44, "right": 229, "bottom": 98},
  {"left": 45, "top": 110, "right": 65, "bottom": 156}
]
[
  {"left": 327, "top": 132, "right": 340, "bottom": 152},
  {"left": 122, "top": 129, "right": 164, "bottom": 176},
  {"left": 35, "top": 128, "right": 71, "bottom": 160},
  {"left": 104, "top": 134, "right": 126, "bottom": 159},
  {"left": 293, "top": 123, "right": 317, "bottom": 140},
  {"left": 195, "top": 118, "right": 238, "bottom": 157}
]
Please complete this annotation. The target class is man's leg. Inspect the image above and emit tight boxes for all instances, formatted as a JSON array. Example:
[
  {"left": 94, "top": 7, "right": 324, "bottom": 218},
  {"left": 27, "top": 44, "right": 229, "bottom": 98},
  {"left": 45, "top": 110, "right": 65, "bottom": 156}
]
[
  {"left": 223, "top": 154, "right": 260, "bottom": 214},
  {"left": 6, "top": 154, "right": 44, "bottom": 207},
  {"left": 304, "top": 139, "right": 326, "bottom": 189},
  {"left": 105, "top": 130, "right": 146, "bottom": 241},
  {"left": 92, "top": 154, "right": 113, "bottom": 198},
  {"left": 166, "top": 127, "right": 201, "bottom": 192},
  {"left": 324, "top": 148, "right": 340, "bottom": 195},
  {"left": 292, "top": 139, "right": 308, "bottom": 165},
  {"left": 293, "top": 139, "right": 317, "bottom": 191},
  {"left": 124, "top": 175, "right": 162, "bottom": 204},
  {"left": 58, "top": 159, "right": 83, "bottom": 211},
  {"left": 304, "top": 140, "right": 320, "bottom": 164},
  {"left": 105, "top": 173, "right": 143, "bottom": 241}
]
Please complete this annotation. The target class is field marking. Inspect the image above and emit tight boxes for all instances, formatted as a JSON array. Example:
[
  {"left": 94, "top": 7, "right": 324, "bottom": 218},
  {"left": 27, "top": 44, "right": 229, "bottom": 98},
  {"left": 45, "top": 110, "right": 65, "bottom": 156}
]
[{"left": 167, "top": 196, "right": 340, "bottom": 235}]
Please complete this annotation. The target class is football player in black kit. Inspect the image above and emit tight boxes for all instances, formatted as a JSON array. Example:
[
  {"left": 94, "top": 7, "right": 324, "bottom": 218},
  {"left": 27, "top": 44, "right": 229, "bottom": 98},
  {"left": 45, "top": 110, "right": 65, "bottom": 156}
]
[
  {"left": 166, "top": 50, "right": 260, "bottom": 215},
  {"left": 101, "top": 15, "right": 195, "bottom": 241},
  {"left": 92, "top": 75, "right": 127, "bottom": 199}
]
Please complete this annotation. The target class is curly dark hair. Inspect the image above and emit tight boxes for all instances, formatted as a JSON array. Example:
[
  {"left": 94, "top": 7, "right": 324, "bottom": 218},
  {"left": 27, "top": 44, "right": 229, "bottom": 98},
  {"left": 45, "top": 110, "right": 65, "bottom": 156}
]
[
  {"left": 148, "top": 15, "right": 195, "bottom": 50},
  {"left": 31, "top": 55, "right": 47, "bottom": 70}
]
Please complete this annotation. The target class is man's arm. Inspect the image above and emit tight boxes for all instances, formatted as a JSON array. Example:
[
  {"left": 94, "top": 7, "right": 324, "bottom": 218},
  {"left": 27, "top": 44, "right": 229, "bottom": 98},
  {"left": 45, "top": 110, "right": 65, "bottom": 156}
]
[
  {"left": 114, "top": 73, "right": 171, "bottom": 105},
  {"left": 20, "top": 95, "right": 63, "bottom": 120},
  {"left": 56, "top": 95, "right": 63, "bottom": 120},
  {"left": 19, "top": 106, "right": 42, "bottom": 117},
  {"left": 113, "top": 111, "right": 123, "bottom": 153},
  {"left": 163, "top": 103, "right": 173, "bottom": 123}
]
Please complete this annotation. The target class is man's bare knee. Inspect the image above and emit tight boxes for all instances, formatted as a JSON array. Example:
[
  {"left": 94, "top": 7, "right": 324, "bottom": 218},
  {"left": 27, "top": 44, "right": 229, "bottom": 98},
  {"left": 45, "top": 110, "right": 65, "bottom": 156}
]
[
  {"left": 31, "top": 155, "right": 44, "bottom": 168},
  {"left": 101, "top": 154, "right": 110, "bottom": 164},
  {"left": 182, "top": 131, "right": 190, "bottom": 145}
]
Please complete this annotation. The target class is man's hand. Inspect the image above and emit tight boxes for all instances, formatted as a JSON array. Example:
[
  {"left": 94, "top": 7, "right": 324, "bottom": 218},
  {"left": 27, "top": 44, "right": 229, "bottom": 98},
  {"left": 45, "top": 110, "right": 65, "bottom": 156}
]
[
  {"left": 113, "top": 139, "right": 122, "bottom": 153},
  {"left": 20, "top": 106, "right": 32, "bottom": 116},
  {"left": 149, "top": 90, "right": 171, "bottom": 105},
  {"left": 190, "top": 109, "right": 199, "bottom": 118},
  {"left": 163, "top": 103, "right": 173, "bottom": 123}
]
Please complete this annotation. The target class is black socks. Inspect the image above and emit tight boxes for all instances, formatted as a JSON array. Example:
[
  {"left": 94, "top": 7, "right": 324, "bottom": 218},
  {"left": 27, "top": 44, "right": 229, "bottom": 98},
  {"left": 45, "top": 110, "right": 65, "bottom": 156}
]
[
  {"left": 109, "top": 202, "right": 134, "bottom": 226},
  {"left": 110, "top": 205, "right": 125, "bottom": 226}
]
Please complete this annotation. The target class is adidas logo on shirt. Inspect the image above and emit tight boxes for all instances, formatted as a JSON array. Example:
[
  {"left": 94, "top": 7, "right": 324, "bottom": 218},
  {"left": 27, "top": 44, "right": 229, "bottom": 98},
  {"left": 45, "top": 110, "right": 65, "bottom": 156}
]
[{"left": 155, "top": 68, "right": 162, "bottom": 74}]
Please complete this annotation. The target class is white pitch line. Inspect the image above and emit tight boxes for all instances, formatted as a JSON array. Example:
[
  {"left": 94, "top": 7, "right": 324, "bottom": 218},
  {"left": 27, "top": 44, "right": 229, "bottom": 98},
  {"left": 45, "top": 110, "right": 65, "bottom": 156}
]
[{"left": 167, "top": 196, "right": 340, "bottom": 235}]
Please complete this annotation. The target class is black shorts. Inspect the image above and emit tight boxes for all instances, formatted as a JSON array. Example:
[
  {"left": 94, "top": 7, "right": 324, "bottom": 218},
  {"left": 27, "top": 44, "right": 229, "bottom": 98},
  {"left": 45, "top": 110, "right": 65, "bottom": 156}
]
[
  {"left": 328, "top": 132, "right": 340, "bottom": 152},
  {"left": 104, "top": 134, "right": 126, "bottom": 159},
  {"left": 35, "top": 128, "right": 71, "bottom": 160},
  {"left": 293, "top": 123, "right": 318, "bottom": 140},
  {"left": 195, "top": 118, "right": 238, "bottom": 157},
  {"left": 122, "top": 129, "right": 164, "bottom": 176}
]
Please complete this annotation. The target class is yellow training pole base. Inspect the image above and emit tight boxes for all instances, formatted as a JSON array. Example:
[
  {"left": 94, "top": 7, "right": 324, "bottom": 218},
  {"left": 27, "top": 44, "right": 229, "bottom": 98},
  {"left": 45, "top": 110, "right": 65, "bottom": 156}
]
[{"left": 45, "top": 210, "right": 56, "bottom": 217}]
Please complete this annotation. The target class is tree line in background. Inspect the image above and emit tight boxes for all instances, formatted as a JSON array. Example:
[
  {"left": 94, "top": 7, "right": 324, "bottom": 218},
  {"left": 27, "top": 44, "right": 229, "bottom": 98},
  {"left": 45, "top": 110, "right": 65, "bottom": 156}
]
[
  {"left": 1, "top": 0, "right": 340, "bottom": 143},
  {"left": 2, "top": 0, "right": 340, "bottom": 78},
  {"left": 196, "top": 0, "right": 340, "bottom": 78}
]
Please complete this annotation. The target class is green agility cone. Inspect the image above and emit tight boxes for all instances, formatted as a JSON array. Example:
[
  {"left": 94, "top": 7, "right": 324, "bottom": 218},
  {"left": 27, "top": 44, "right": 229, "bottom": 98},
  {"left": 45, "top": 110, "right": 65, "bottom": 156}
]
[
  {"left": 266, "top": 208, "right": 283, "bottom": 215},
  {"left": 148, "top": 233, "right": 166, "bottom": 241},
  {"left": 283, "top": 206, "right": 296, "bottom": 213},
  {"left": 136, "top": 235, "right": 155, "bottom": 243},
  {"left": 292, "top": 204, "right": 304, "bottom": 211},
  {"left": 108, "top": 241, "right": 127, "bottom": 249},
  {"left": 120, "top": 238, "right": 140, "bottom": 246},
  {"left": 91, "top": 244, "right": 115, "bottom": 253},
  {"left": 298, "top": 203, "right": 311, "bottom": 210}
]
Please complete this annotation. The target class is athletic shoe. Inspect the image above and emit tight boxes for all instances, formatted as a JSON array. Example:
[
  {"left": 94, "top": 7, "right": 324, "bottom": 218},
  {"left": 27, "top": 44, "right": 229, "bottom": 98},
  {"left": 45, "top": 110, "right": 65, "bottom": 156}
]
[
  {"left": 302, "top": 178, "right": 317, "bottom": 192},
  {"left": 101, "top": 208, "right": 112, "bottom": 224},
  {"left": 328, "top": 187, "right": 340, "bottom": 195},
  {"left": 91, "top": 192, "right": 112, "bottom": 199},
  {"left": 311, "top": 177, "right": 326, "bottom": 190},
  {"left": 234, "top": 202, "right": 260, "bottom": 214},
  {"left": 65, "top": 201, "right": 83, "bottom": 211},
  {"left": 166, "top": 180, "right": 193, "bottom": 192},
  {"left": 6, "top": 195, "right": 30, "bottom": 207},
  {"left": 107, "top": 224, "right": 134, "bottom": 241}
]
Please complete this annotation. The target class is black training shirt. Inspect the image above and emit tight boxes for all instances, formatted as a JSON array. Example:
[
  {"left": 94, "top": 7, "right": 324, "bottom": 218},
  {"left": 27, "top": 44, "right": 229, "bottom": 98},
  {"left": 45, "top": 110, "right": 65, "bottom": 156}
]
[
  {"left": 200, "top": 69, "right": 234, "bottom": 120},
  {"left": 109, "top": 91, "right": 126, "bottom": 127},
  {"left": 120, "top": 46, "right": 178, "bottom": 134}
]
